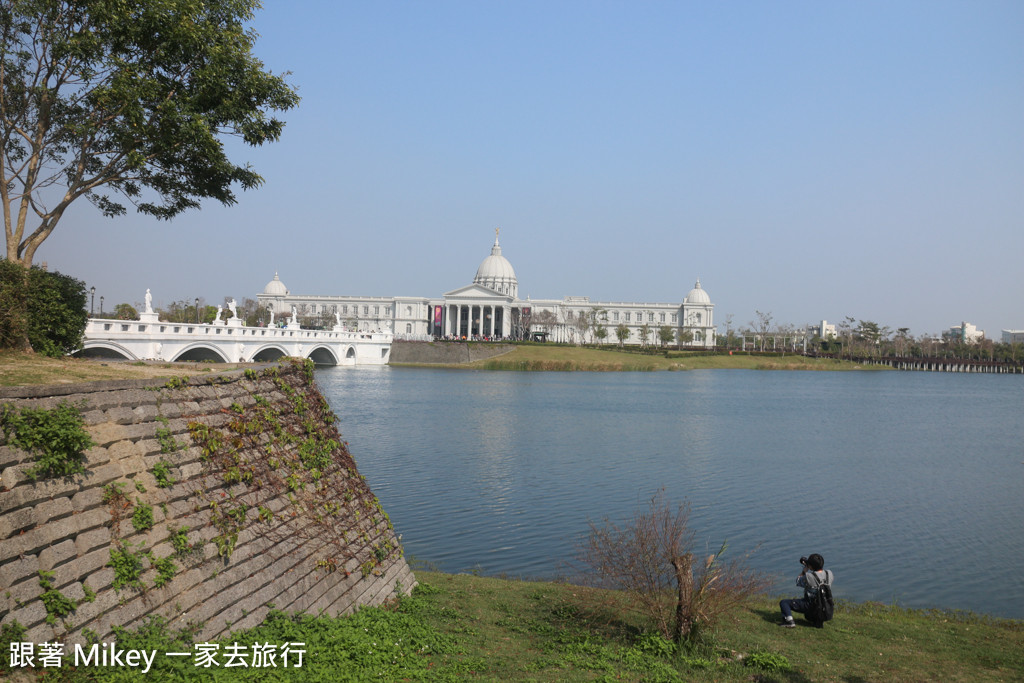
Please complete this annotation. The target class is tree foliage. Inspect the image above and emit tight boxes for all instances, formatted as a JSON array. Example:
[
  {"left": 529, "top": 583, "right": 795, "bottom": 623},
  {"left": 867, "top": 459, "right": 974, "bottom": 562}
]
[
  {"left": 0, "top": 258, "right": 86, "bottom": 355},
  {"left": 1, "top": 0, "right": 299, "bottom": 266},
  {"left": 658, "top": 325, "right": 675, "bottom": 348},
  {"left": 615, "top": 322, "right": 629, "bottom": 346},
  {"left": 112, "top": 302, "right": 137, "bottom": 320}
]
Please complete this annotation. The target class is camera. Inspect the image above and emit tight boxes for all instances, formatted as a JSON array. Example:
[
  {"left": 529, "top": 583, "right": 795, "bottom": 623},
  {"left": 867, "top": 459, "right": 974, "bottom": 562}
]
[{"left": 800, "top": 556, "right": 808, "bottom": 566}]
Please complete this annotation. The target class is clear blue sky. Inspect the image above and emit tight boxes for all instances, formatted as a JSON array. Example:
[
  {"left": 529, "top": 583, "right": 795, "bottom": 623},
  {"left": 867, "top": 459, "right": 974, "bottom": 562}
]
[{"left": 41, "top": 1, "right": 1023, "bottom": 337}]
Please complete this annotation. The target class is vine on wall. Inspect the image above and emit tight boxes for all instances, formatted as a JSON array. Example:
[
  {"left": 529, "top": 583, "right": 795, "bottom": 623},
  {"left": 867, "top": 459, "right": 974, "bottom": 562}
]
[{"left": 185, "top": 359, "right": 401, "bottom": 577}]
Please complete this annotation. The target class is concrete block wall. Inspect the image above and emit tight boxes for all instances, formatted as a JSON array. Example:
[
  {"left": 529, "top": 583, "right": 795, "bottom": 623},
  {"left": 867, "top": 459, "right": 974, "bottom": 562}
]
[
  {"left": 390, "top": 340, "right": 515, "bottom": 364},
  {"left": 0, "top": 361, "right": 414, "bottom": 646}
]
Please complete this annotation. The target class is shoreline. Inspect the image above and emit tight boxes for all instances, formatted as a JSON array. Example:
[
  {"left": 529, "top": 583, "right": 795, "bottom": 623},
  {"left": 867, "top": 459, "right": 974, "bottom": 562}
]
[{"left": 390, "top": 342, "right": 886, "bottom": 372}]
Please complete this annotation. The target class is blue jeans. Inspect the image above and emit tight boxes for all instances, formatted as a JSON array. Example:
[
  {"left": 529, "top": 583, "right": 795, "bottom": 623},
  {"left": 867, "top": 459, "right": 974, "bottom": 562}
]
[{"left": 780, "top": 598, "right": 810, "bottom": 619}]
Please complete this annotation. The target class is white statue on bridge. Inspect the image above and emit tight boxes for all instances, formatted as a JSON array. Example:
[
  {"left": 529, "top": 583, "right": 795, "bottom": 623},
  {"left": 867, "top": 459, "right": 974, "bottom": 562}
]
[
  {"left": 289, "top": 306, "right": 298, "bottom": 327},
  {"left": 144, "top": 289, "right": 153, "bottom": 314},
  {"left": 215, "top": 305, "right": 222, "bottom": 323},
  {"left": 268, "top": 309, "right": 275, "bottom": 326},
  {"left": 227, "top": 298, "right": 237, "bottom": 319},
  {"left": 335, "top": 310, "right": 342, "bottom": 328}
]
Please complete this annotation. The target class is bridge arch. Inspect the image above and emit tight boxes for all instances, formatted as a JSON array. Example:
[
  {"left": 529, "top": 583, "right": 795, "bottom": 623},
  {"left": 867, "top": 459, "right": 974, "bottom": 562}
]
[
  {"left": 171, "top": 344, "right": 229, "bottom": 363},
  {"left": 345, "top": 346, "right": 356, "bottom": 359},
  {"left": 251, "top": 345, "right": 288, "bottom": 363},
  {"left": 73, "top": 341, "right": 137, "bottom": 361},
  {"left": 307, "top": 346, "right": 338, "bottom": 366}
]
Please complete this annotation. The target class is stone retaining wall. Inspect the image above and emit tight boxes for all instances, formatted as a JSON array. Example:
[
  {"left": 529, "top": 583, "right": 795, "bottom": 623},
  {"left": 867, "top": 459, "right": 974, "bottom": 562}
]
[
  {"left": 390, "top": 340, "right": 514, "bottom": 364},
  {"left": 0, "top": 361, "right": 414, "bottom": 647}
]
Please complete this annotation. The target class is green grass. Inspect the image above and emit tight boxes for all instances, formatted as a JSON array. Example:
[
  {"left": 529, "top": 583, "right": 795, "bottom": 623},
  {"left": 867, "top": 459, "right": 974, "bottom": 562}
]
[
  {"left": 0, "top": 350, "right": 247, "bottom": 386},
  {"left": 450, "top": 344, "right": 882, "bottom": 372},
  {"left": 32, "top": 573, "right": 1023, "bottom": 681}
]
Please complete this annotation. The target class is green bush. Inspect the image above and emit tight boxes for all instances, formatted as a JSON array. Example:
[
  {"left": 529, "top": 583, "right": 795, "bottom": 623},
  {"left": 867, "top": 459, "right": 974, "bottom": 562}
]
[
  {"left": 0, "top": 402, "right": 94, "bottom": 480},
  {"left": 0, "top": 259, "right": 88, "bottom": 356}
]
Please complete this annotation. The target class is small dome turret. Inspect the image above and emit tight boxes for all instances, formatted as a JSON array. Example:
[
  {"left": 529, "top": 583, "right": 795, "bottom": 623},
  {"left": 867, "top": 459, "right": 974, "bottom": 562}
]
[
  {"left": 685, "top": 278, "right": 710, "bottom": 305},
  {"left": 263, "top": 272, "right": 288, "bottom": 296}
]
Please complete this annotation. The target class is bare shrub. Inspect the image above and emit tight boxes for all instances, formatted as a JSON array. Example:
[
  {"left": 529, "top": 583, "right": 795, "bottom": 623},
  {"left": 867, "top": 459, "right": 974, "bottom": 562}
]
[{"left": 578, "top": 490, "right": 768, "bottom": 643}]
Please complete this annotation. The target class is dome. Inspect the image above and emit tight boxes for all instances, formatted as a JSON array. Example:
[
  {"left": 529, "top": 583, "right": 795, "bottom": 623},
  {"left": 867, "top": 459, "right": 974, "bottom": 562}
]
[
  {"left": 473, "top": 233, "right": 518, "bottom": 297},
  {"left": 263, "top": 272, "right": 288, "bottom": 296},
  {"left": 685, "top": 278, "right": 710, "bottom": 305}
]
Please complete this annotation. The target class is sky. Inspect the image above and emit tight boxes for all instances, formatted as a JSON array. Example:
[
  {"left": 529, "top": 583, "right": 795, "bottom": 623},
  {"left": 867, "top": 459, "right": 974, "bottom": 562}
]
[{"left": 37, "top": 1, "right": 1024, "bottom": 338}]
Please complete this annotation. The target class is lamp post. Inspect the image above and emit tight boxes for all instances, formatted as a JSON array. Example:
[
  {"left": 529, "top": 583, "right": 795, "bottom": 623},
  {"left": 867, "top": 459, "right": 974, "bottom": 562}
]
[
  {"left": 195, "top": 298, "right": 200, "bottom": 324},
  {"left": 99, "top": 296, "right": 104, "bottom": 317},
  {"left": 90, "top": 287, "right": 95, "bottom": 316}
]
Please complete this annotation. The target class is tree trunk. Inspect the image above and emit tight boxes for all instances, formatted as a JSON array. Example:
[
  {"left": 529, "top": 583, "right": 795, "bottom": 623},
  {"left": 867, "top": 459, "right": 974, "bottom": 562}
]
[{"left": 671, "top": 554, "right": 693, "bottom": 643}]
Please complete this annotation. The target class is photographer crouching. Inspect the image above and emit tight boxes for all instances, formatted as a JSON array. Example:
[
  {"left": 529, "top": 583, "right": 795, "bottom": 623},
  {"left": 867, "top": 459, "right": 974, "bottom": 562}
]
[{"left": 778, "top": 553, "right": 834, "bottom": 628}]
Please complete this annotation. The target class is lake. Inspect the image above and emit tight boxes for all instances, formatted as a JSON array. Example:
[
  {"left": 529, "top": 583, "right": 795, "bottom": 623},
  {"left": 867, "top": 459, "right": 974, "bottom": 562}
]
[{"left": 316, "top": 366, "right": 1024, "bottom": 619}]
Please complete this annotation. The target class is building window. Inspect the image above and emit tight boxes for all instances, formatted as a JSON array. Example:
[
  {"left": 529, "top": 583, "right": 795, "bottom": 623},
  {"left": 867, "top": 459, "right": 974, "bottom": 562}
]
[
  {"left": 341, "top": 305, "right": 348, "bottom": 314},
  {"left": 310, "top": 305, "right": 317, "bottom": 314},
  {"left": 374, "top": 305, "right": 379, "bottom": 316},
  {"left": 363, "top": 306, "right": 369, "bottom": 315},
  {"left": 625, "top": 312, "right": 631, "bottom": 322},
  {"left": 613, "top": 311, "right": 619, "bottom": 321},
  {"left": 695, "top": 312, "right": 702, "bottom": 324},
  {"left": 406, "top": 323, "right": 412, "bottom": 333},
  {"left": 648, "top": 312, "right": 654, "bottom": 322},
  {"left": 331, "top": 305, "right": 337, "bottom": 313},
  {"left": 671, "top": 313, "right": 677, "bottom": 323},
  {"left": 406, "top": 305, "right": 412, "bottom": 316},
  {"left": 659, "top": 313, "right": 665, "bottom": 323}
]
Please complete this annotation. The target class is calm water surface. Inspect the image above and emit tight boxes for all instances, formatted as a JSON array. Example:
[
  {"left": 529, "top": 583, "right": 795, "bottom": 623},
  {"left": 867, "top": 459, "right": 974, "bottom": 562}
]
[{"left": 316, "top": 367, "right": 1024, "bottom": 619}]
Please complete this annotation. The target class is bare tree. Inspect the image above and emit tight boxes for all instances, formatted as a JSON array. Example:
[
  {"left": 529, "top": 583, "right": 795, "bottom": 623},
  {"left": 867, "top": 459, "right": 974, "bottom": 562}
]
[
  {"left": 590, "top": 307, "right": 608, "bottom": 346},
  {"left": 533, "top": 309, "right": 558, "bottom": 340},
  {"left": 723, "top": 313, "right": 735, "bottom": 350},
  {"left": 752, "top": 310, "right": 773, "bottom": 351},
  {"left": 579, "top": 490, "right": 768, "bottom": 643},
  {"left": 573, "top": 309, "right": 591, "bottom": 345}
]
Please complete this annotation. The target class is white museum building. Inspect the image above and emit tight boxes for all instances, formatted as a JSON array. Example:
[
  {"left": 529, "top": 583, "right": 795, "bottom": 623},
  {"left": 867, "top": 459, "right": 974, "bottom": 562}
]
[{"left": 257, "top": 234, "right": 716, "bottom": 348}]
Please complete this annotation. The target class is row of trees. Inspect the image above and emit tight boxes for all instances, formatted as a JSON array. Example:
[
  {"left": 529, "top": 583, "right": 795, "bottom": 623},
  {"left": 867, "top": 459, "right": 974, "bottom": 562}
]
[{"left": 722, "top": 312, "right": 1024, "bottom": 364}]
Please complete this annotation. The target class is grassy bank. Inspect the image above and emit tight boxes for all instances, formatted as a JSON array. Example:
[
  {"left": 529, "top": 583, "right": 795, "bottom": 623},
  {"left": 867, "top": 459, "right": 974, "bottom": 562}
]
[
  {"left": 15, "top": 572, "right": 1021, "bottom": 681},
  {"left": 0, "top": 351, "right": 246, "bottom": 387},
  {"left": 460, "top": 344, "right": 880, "bottom": 372}
]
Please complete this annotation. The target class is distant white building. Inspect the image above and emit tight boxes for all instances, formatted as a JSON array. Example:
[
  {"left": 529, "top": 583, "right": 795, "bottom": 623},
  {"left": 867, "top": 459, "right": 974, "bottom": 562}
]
[
  {"left": 809, "top": 320, "right": 837, "bottom": 339},
  {"left": 257, "top": 233, "right": 716, "bottom": 348},
  {"left": 944, "top": 322, "right": 985, "bottom": 344},
  {"left": 1002, "top": 330, "right": 1024, "bottom": 344}
]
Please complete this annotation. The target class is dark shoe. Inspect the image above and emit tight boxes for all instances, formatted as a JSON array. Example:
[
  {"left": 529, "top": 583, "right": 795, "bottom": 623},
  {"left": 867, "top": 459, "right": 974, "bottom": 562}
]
[{"left": 778, "top": 619, "right": 795, "bottom": 628}]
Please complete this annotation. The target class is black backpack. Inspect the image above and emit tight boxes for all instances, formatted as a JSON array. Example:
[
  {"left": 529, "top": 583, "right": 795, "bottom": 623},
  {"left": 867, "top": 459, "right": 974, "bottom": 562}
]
[{"left": 805, "top": 570, "right": 834, "bottom": 628}]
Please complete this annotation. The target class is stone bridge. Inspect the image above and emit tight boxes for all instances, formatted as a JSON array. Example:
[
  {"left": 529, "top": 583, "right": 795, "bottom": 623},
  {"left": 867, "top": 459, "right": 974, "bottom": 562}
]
[{"left": 76, "top": 313, "right": 391, "bottom": 366}]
